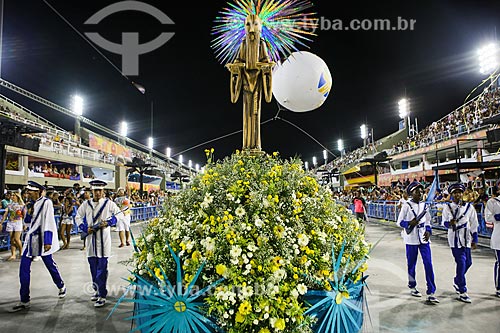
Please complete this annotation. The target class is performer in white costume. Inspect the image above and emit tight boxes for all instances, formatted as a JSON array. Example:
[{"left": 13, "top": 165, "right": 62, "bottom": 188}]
[
  {"left": 441, "top": 183, "right": 478, "bottom": 303},
  {"left": 12, "top": 181, "right": 66, "bottom": 312},
  {"left": 396, "top": 181, "right": 439, "bottom": 304},
  {"left": 75, "top": 180, "right": 123, "bottom": 307},
  {"left": 484, "top": 185, "right": 500, "bottom": 298},
  {"left": 114, "top": 187, "right": 131, "bottom": 247}
]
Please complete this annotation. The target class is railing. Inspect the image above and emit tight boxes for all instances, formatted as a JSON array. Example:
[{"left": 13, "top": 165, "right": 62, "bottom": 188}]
[
  {"left": 340, "top": 200, "right": 493, "bottom": 238},
  {"left": 0, "top": 206, "right": 160, "bottom": 250}
]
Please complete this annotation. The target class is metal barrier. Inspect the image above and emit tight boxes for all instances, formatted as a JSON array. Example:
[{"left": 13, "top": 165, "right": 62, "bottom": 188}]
[
  {"left": 0, "top": 206, "right": 160, "bottom": 250},
  {"left": 359, "top": 200, "right": 493, "bottom": 238}
]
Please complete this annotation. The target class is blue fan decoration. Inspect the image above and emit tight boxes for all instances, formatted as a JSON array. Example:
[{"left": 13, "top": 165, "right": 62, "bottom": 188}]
[
  {"left": 109, "top": 242, "right": 224, "bottom": 333},
  {"left": 304, "top": 242, "right": 368, "bottom": 333}
]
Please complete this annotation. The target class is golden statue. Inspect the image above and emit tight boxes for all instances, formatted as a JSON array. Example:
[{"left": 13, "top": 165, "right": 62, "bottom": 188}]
[{"left": 226, "top": 14, "right": 275, "bottom": 153}]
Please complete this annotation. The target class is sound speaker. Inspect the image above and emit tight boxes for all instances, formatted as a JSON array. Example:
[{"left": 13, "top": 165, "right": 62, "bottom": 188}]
[{"left": 487, "top": 129, "right": 500, "bottom": 143}]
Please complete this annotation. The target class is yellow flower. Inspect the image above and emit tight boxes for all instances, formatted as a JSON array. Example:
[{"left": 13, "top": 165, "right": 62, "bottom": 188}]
[
  {"left": 216, "top": 264, "right": 227, "bottom": 276},
  {"left": 191, "top": 251, "right": 201, "bottom": 262},
  {"left": 235, "top": 312, "right": 245, "bottom": 323},
  {"left": 274, "top": 318, "right": 286, "bottom": 330},
  {"left": 238, "top": 300, "right": 252, "bottom": 315},
  {"left": 259, "top": 329, "right": 271, "bottom": 333}
]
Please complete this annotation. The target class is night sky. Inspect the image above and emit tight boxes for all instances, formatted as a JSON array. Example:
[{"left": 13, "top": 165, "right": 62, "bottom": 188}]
[{"left": 1, "top": 0, "right": 499, "bottom": 167}]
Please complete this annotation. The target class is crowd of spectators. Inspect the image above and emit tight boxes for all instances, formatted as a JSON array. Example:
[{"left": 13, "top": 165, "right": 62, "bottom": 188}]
[
  {"left": 390, "top": 86, "right": 500, "bottom": 154},
  {"left": 329, "top": 86, "right": 500, "bottom": 173},
  {"left": 332, "top": 177, "right": 491, "bottom": 209}
]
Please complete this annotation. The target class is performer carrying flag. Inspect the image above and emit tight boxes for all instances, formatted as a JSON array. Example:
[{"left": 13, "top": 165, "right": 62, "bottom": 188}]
[{"left": 397, "top": 181, "right": 439, "bottom": 304}]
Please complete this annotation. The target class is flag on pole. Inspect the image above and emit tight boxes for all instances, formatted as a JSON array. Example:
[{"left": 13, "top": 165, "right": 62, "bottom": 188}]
[{"left": 425, "top": 175, "right": 439, "bottom": 203}]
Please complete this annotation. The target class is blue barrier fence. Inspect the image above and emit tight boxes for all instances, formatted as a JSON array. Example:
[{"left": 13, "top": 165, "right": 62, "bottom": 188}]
[
  {"left": 344, "top": 200, "right": 492, "bottom": 238},
  {"left": 0, "top": 205, "right": 160, "bottom": 251}
]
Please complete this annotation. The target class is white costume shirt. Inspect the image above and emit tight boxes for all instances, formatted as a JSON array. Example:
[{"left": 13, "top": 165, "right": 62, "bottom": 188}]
[
  {"left": 75, "top": 198, "right": 122, "bottom": 258},
  {"left": 485, "top": 197, "right": 500, "bottom": 250},
  {"left": 22, "top": 196, "right": 60, "bottom": 257},
  {"left": 397, "top": 200, "right": 432, "bottom": 245},
  {"left": 441, "top": 202, "right": 478, "bottom": 249}
]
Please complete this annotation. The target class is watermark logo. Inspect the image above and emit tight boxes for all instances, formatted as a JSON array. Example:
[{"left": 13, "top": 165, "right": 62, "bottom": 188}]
[{"left": 84, "top": 1, "right": 175, "bottom": 76}]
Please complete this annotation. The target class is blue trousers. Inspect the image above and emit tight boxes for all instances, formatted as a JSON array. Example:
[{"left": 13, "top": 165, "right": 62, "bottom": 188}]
[
  {"left": 495, "top": 250, "right": 500, "bottom": 291},
  {"left": 88, "top": 257, "right": 108, "bottom": 298},
  {"left": 406, "top": 243, "right": 436, "bottom": 295},
  {"left": 452, "top": 247, "right": 472, "bottom": 293},
  {"left": 20, "top": 254, "right": 64, "bottom": 303}
]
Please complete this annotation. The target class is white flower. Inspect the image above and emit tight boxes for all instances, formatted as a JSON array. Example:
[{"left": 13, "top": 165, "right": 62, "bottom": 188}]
[
  {"left": 231, "top": 258, "right": 239, "bottom": 265},
  {"left": 254, "top": 218, "right": 263, "bottom": 228},
  {"left": 235, "top": 206, "right": 246, "bottom": 217},
  {"left": 290, "top": 289, "right": 299, "bottom": 298},
  {"left": 241, "top": 285, "right": 254, "bottom": 298},
  {"left": 274, "top": 269, "right": 287, "bottom": 281},
  {"left": 263, "top": 313, "right": 269, "bottom": 319},
  {"left": 226, "top": 193, "right": 235, "bottom": 201},
  {"left": 297, "top": 283, "right": 308, "bottom": 295},
  {"left": 204, "top": 193, "right": 214, "bottom": 204},
  {"left": 297, "top": 234, "right": 310, "bottom": 247},
  {"left": 230, "top": 245, "right": 242, "bottom": 258},
  {"left": 146, "top": 253, "right": 154, "bottom": 262},
  {"left": 223, "top": 312, "right": 229, "bottom": 319},
  {"left": 200, "top": 201, "right": 209, "bottom": 209},
  {"left": 253, "top": 319, "right": 259, "bottom": 325},
  {"left": 138, "top": 269, "right": 144, "bottom": 275},
  {"left": 247, "top": 243, "right": 258, "bottom": 252}
]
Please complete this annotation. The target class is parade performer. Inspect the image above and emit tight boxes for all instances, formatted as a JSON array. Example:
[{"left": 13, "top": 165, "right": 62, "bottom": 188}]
[
  {"left": 441, "top": 183, "right": 478, "bottom": 303},
  {"left": 397, "top": 181, "right": 439, "bottom": 303},
  {"left": 12, "top": 181, "right": 66, "bottom": 312},
  {"left": 484, "top": 185, "right": 500, "bottom": 298},
  {"left": 114, "top": 187, "right": 131, "bottom": 248},
  {"left": 75, "top": 180, "right": 123, "bottom": 307}
]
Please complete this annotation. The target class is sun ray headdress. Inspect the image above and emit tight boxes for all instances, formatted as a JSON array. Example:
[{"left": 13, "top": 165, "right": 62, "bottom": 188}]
[{"left": 211, "top": 0, "right": 318, "bottom": 64}]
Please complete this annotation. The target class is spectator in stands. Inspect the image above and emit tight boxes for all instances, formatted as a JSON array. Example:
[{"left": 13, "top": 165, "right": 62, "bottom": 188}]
[
  {"left": 1, "top": 193, "right": 25, "bottom": 261},
  {"left": 1, "top": 192, "right": 12, "bottom": 209}
]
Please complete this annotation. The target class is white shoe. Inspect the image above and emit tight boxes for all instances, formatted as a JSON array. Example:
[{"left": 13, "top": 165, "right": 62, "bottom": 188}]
[
  {"left": 58, "top": 286, "right": 66, "bottom": 298},
  {"left": 94, "top": 297, "right": 106, "bottom": 308},
  {"left": 32, "top": 256, "right": 41, "bottom": 262},
  {"left": 90, "top": 293, "right": 99, "bottom": 302},
  {"left": 496, "top": 291, "right": 500, "bottom": 298},
  {"left": 410, "top": 288, "right": 422, "bottom": 297},
  {"left": 427, "top": 294, "right": 440, "bottom": 304},
  {"left": 458, "top": 293, "right": 472, "bottom": 303},
  {"left": 453, "top": 284, "right": 460, "bottom": 294},
  {"left": 12, "top": 302, "right": 30, "bottom": 312}
]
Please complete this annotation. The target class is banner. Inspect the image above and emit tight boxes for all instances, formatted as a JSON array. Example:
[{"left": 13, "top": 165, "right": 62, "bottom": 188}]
[{"left": 88, "top": 133, "right": 132, "bottom": 160}]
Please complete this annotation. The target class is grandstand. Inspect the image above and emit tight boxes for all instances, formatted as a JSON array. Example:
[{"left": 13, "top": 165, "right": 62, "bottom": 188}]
[
  {"left": 0, "top": 91, "right": 193, "bottom": 191},
  {"left": 326, "top": 84, "right": 500, "bottom": 188}
]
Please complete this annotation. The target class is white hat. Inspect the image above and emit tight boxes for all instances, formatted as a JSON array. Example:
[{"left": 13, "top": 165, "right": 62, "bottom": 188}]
[{"left": 89, "top": 180, "right": 107, "bottom": 190}]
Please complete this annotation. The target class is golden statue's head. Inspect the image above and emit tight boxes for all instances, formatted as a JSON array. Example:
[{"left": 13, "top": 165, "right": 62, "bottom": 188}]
[{"left": 245, "top": 14, "right": 262, "bottom": 41}]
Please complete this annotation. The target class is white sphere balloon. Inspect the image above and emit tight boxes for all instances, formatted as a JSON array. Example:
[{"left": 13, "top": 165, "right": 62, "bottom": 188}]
[{"left": 272, "top": 51, "right": 332, "bottom": 112}]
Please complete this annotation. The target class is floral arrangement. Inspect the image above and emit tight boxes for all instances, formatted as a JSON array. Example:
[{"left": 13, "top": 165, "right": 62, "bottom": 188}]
[{"left": 131, "top": 151, "right": 370, "bottom": 333}]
